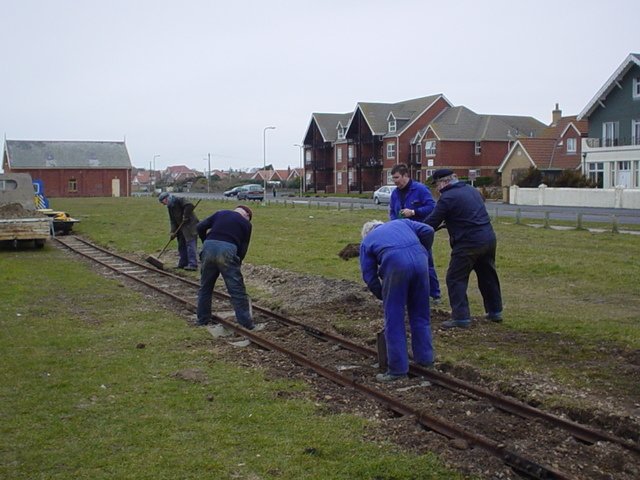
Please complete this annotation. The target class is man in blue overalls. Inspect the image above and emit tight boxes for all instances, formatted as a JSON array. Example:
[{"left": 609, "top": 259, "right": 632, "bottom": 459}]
[
  {"left": 388, "top": 163, "right": 441, "bottom": 304},
  {"left": 359, "top": 219, "right": 436, "bottom": 382}
]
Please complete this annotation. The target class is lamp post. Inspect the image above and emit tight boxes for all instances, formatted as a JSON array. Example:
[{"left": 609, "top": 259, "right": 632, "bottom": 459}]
[
  {"left": 263, "top": 126, "right": 276, "bottom": 200},
  {"left": 152, "top": 154, "right": 160, "bottom": 191},
  {"left": 293, "top": 143, "right": 304, "bottom": 197},
  {"left": 582, "top": 151, "right": 587, "bottom": 177}
]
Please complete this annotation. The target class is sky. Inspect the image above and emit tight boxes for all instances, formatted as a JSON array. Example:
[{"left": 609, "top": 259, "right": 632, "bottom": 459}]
[{"left": 1, "top": 0, "right": 637, "bottom": 173}]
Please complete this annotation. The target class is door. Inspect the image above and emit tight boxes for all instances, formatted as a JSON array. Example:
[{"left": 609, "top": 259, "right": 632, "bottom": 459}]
[
  {"left": 111, "top": 178, "right": 121, "bottom": 197},
  {"left": 617, "top": 161, "right": 631, "bottom": 188}
]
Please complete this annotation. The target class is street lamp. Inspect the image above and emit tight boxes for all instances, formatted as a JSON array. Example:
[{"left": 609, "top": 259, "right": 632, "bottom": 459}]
[
  {"left": 293, "top": 144, "right": 304, "bottom": 197},
  {"left": 263, "top": 126, "right": 276, "bottom": 200},
  {"left": 152, "top": 154, "right": 160, "bottom": 191}
]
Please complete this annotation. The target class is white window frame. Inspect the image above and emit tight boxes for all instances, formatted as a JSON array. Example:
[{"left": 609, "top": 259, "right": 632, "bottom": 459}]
[
  {"left": 337, "top": 126, "right": 345, "bottom": 140},
  {"left": 425, "top": 140, "right": 436, "bottom": 155},
  {"left": 305, "top": 150, "right": 311, "bottom": 162},
  {"left": 633, "top": 119, "right": 640, "bottom": 145},
  {"left": 348, "top": 145, "right": 354, "bottom": 159},
  {"left": 388, "top": 119, "right": 396, "bottom": 133},
  {"left": 566, "top": 138, "right": 577, "bottom": 153},
  {"left": 602, "top": 121, "right": 619, "bottom": 147},
  {"left": 634, "top": 76, "right": 640, "bottom": 99},
  {"left": 336, "top": 148, "right": 343, "bottom": 162},
  {"left": 336, "top": 172, "right": 343, "bottom": 185},
  {"left": 474, "top": 141, "right": 481, "bottom": 155},
  {"left": 386, "top": 142, "right": 396, "bottom": 159},
  {"left": 588, "top": 162, "right": 604, "bottom": 188}
]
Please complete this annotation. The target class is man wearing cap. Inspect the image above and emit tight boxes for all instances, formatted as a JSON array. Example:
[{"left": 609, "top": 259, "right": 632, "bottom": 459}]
[
  {"left": 425, "top": 169, "right": 503, "bottom": 329},
  {"left": 359, "top": 219, "right": 436, "bottom": 381},
  {"left": 158, "top": 192, "right": 199, "bottom": 270},
  {"left": 388, "top": 164, "right": 441, "bottom": 304},
  {"left": 195, "top": 206, "right": 257, "bottom": 329}
]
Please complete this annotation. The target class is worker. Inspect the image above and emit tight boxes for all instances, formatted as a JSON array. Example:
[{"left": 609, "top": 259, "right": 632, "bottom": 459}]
[
  {"left": 424, "top": 169, "right": 503, "bottom": 329},
  {"left": 359, "top": 219, "right": 436, "bottom": 382},
  {"left": 388, "top": 163, "right": 442, "bottom": 305},
  {"left": 158, "top": 192, "right": 199, "bottom": 270},
  {"left": 195, "top": 205, "right": 259, "bottom": 329}
]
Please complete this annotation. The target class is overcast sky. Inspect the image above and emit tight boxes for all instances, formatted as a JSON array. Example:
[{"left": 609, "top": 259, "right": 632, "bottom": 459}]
[{"left": 1, "top": 0, "right": 637, "bottom": 173}]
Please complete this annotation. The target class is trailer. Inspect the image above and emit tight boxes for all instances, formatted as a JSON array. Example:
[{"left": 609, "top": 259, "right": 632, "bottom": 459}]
[{"left": 0, "top": 173, "right": 52, "bottom": 248}]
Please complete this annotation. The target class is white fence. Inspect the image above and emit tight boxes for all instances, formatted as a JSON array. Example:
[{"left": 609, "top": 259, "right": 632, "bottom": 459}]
[{"left": 509, "top": 185, "right": 640, "bottom": 209}]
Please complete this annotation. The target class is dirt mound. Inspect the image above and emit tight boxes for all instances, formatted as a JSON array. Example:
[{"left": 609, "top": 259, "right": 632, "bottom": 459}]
[
  {"left": 0, "top": 203, "right": 44, "bottom": 219},
  {"left": 338, "top": 242, "right": 360, "bottom": 260}
]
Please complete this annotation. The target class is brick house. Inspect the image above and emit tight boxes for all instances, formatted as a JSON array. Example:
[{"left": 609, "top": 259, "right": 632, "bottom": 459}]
[
  {"left": 498, "top": 105, "right": 588, "bottom": 188},
  {"left": 2, "top": 139, "right": 132, "bottom": 197},
  {"left": 418, "top": 106, "right": 546, "bottom": 182}
]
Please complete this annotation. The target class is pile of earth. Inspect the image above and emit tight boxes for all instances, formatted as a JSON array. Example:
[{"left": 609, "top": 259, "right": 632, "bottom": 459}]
[{"left": 0, "top": 203, "right": 45, "bottom": 219}]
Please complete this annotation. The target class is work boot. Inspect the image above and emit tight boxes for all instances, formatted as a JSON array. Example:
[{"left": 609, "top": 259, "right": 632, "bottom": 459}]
[
  {"left": 375, "top": 372, "right": 407, "bottom": 382},
  {"left": 486, "top": 311, "right": 503, "bottom": 323},
  {"left": 441, "top": 319, "right": 471, "bottom": 329}
]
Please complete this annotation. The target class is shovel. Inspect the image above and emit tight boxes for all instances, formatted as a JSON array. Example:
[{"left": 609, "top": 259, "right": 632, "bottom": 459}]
[{"left": 146, "top": 199, "right": 201, "bottom": 269}]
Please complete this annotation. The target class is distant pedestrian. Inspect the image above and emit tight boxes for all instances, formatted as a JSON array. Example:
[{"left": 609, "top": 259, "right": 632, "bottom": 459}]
[
  {"left": 424, "top": 169, "right": 503, "bottom": 329},
  {"left": 272, "top": 185, "right": 277, "bottom": 198},
  {"left": 158, "top": 193, "right": 198, "bottom": 270},
  {"left": 359, "top": 219, "right": 436, "bottom": 381},
  {"left": 195, "top": 205, "right": 258, "bottom": 329},
  {"left": 388, "top": 163, "right": 442, "bottom": 304}
]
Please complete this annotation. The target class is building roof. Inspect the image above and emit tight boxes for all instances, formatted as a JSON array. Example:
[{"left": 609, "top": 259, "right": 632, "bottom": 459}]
[
  {"left": 428, "top": 106, "right": 546, "bottom": 141},
  {"left": 578, "top": 53, "right": 640, "bottom": 120},
  {"left": 4, "top": 140, "right": 132, "bottom": 169},
  {"left": 307, "top": 113, "right": 352, "bottom": 143},
  {"left": 353, "top": 94, "right": 447, "bottom": 136}
]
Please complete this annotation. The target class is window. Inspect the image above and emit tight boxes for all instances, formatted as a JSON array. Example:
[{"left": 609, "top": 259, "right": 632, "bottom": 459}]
[
  {"left": 566, "top": 138, "right": 577, "bottom": 153},
  {"left": 415, "top": 143, "right": 422, "bottom": 164},
  {"left": 68, "top": 178, "right": 78, "bottom": 192},
  {"left": 337, "top": 126, "right": 345, "bottom": 140},
  {"left": 634, "top": 77, "right": 640, "bottom": 99},
  {"left": 305, "top": 150, "right": 311, "bottom": 163},
  {"left": 425, "top": 140, "right": 436, "bottom": 155},
  {"left": 348, "top": 145, "right": 354, "bottom": 159},
  {"left": 588, "top": 162, "right": 604, "bottom": 188},
  {"left": 602, "top": 121, "right": 619, "bottom": 147},
  {"left": 386, "top": 142, "right": 396, "bottom": 159},
  {"left": 633, "top": 119, "right": 640, "bottom": 145},
  {"left": 337, "top": 148, "right": 343, "bottom": 162},
  {"left": 337, "top": 172, "right": 343, "bottom": 185},
  {"left": 388, "top": 119, "right": 396, "bottom": 133},
  {"left": 474, "top": 141, "right": 481, "bottom": 155}
]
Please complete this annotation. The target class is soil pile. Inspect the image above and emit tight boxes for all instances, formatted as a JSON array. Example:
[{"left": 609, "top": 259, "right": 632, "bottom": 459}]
[{"left": 0, "top": 203, "right": 45, "bottom": 219}]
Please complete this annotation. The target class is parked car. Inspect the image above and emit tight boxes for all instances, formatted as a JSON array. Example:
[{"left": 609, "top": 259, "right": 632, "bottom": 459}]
[
  {"left": 372, "top": 185, "right": 396, "bottom": 204},
  {"left": 237, "top": 184, "right": 264, "bottom": 201},
  {"left": 223, "top": 186, "right": 243, "bottom": 197}
]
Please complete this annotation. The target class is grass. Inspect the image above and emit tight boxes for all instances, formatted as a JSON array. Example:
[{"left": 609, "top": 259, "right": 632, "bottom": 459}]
[
  {"left": 1, "top": 246, "right": 458, "bottom": 479},
  {"left": 4, "top": 196, "right": 638, "bottom": 477}
]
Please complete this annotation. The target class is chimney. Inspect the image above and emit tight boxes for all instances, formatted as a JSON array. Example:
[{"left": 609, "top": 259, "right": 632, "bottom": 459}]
[{"left": 552, "top": 103, "right": 562, "bottom": 125}]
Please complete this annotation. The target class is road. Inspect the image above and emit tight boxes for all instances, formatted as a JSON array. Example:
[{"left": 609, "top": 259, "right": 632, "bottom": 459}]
[{"left": 179, "top": 192, "right": 640, "bottom": 226}]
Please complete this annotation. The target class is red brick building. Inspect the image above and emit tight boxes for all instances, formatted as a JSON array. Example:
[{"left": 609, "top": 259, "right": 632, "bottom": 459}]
[{"left": 2, "top": 140, "right": 133, "bottom": 197}]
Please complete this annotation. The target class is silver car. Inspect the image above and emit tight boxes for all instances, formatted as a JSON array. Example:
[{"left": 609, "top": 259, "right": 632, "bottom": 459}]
[{"left": 373, "top": 185, "right": 396, "bottom": 205}]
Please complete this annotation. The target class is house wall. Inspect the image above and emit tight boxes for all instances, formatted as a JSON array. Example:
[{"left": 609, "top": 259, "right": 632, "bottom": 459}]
[
  {"left": 500, "top": 146, "right": 534, "bottom": 187},
  {"left": 7, "top": 168, "right": 131, "bottom": 197},
  {"left": 587, "top": 64, "right": 640, "bottom": 141},
  {"left": 509, "top": 184, "right": 640, "bottom": 209},
  {"left": 477, "top": 141, "right": 509, "bottom": 170}
]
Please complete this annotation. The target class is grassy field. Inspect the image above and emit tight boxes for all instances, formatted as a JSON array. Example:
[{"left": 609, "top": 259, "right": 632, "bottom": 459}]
[{"left": 2, "top": 196, "right": 639, "bottom": 479}]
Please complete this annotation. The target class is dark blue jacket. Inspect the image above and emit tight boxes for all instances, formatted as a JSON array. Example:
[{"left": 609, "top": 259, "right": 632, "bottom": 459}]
[
  {"left": 425, "top": 182, "right": 495, "bottom": 250},
  {"left": 197, "top": 210, "right": 252, "bottom": 260},
  {"left": 359, "top": 220, "right": 434, "bottom": 299},
  {"left": 389, "top": 180, "right": 435, "bottom": 222}
]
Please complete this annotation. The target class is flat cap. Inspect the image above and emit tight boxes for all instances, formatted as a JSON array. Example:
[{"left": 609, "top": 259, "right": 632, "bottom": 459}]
[
  {"left": 432, "top": 169, "right": 454, "bottom": 181},
  {"left": 158, "top": 192, "right": 170, "bottom": 202}
]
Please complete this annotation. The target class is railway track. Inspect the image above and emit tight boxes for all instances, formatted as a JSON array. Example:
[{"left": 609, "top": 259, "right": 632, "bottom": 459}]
[{"left": 55, "top": 235, "right": 639, "bottom": 479}]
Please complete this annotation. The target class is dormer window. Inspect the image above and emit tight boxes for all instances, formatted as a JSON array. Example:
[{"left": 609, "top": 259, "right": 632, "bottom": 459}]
[
  {"left": 474, "top": 142, "right": 482, "bottom": 155},
  {"left": 566, "top": 138, "right": 577, "bottom": 153},
  {"left": 337, "top": 125, "right": 346, "bottom": 140},
  {"left": 388, "top": 119, "right": 396, "bottom": 133}
]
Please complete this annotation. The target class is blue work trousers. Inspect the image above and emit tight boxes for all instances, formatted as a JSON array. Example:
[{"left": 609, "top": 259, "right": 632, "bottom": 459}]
[
  {"left": 177, "top": 233, "right": 198, "bottom": 269},
  {"left": 427, "top": 249, "right": 441, "bottom": 298},
  {"left": 197, "top": 240, "right": 253, "bottom": 328},
  {"left": 447, "top": 241, "right": 502, "bottom": 321},
  {"left": 382, "top": 246, "right": 434, "bottom": 375}
]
